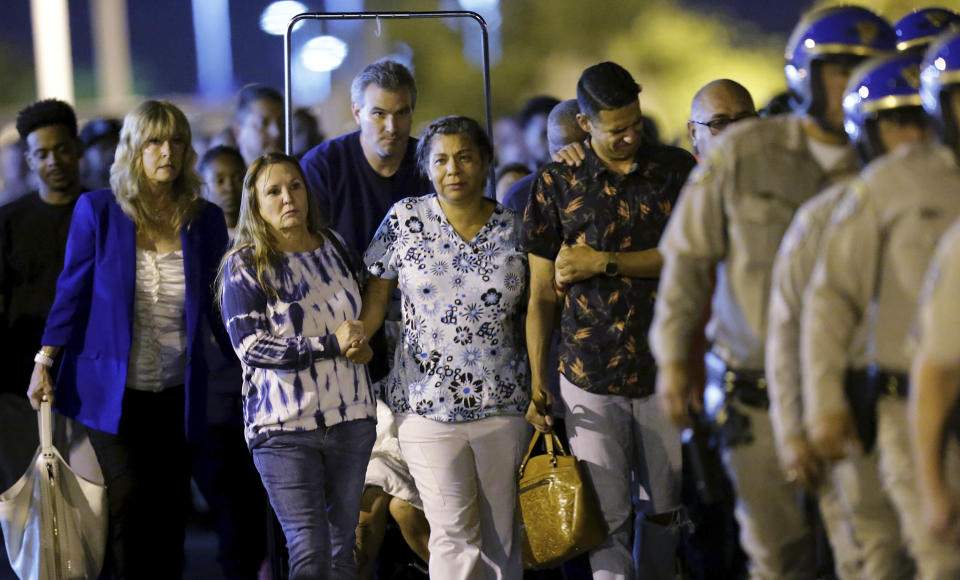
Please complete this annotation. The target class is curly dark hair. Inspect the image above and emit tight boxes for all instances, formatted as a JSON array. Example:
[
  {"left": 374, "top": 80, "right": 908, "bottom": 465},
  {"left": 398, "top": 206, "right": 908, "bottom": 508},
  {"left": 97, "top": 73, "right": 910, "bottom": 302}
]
[
  {"left": 199, "top": 145, "right": 245, "bottom": 174},
  {"left": 415, "top": 116, "right": 493, "bottom": 177},
  {"left": 16, "top": 99, "right": 78, "bottom": 140}
]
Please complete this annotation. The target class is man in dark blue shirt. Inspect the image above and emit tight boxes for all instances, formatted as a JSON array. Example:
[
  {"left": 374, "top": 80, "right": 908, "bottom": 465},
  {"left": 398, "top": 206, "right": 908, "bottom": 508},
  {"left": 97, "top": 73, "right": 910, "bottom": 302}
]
[{"left": 300, "top": 59, "right": 432, "bottom": 259}]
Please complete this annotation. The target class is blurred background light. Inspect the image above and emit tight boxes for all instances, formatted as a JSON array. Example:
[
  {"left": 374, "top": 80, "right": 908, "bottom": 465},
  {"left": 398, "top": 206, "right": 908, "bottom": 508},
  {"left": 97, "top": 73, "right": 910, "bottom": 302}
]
[
  {"left": 461, "top": 0, "right": 502, "bottom": 30},
  {"left": 301, "top": 35, "right": 349, "bottom": 72},
  {"left": 30, "top": 0, "right": 74, "bottom": 103},
  {"left": 457, "top": 0, "right": 498, "bottom": 9},
  {"left": 260, "top": 1, "right": 308, "bottom": 36},
  {"left": 192, "top": 0, "right": 234, "bottom": 98}
]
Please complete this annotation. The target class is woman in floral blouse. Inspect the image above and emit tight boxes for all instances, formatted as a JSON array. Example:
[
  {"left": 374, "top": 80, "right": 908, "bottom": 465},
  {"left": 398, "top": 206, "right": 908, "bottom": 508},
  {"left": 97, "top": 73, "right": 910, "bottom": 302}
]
[{"left": 361, "top": 115, "right": 531, "bottom": 579}]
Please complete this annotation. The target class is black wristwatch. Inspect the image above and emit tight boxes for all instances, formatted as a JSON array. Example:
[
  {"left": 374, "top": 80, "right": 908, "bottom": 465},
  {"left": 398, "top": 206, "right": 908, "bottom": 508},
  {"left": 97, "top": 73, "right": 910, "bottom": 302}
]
[{"left": 604, "top": 253, "right": 618, "bottom": 276}]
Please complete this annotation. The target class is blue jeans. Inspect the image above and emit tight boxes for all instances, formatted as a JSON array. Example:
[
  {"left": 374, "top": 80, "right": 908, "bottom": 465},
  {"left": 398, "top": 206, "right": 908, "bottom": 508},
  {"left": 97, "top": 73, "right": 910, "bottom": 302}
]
[{"left": 252, "top": 419, "right": 376, "bottom": 580}]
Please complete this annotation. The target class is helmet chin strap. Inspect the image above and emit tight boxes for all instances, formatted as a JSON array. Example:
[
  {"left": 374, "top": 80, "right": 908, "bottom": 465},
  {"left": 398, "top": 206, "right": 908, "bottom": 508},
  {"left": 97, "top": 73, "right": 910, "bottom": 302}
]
[
  {"left": 802, "top": 114, "right": 848, "bottom": 146},
  {"left": 814, "top": 115, "right": 847, "bottom": 140}
]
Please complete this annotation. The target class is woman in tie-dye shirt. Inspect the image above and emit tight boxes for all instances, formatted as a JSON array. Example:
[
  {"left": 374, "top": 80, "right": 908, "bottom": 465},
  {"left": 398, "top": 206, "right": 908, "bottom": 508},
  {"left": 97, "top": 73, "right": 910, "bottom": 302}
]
[{"left": 218, "top": 153, "right": 376, "bottom": 579}]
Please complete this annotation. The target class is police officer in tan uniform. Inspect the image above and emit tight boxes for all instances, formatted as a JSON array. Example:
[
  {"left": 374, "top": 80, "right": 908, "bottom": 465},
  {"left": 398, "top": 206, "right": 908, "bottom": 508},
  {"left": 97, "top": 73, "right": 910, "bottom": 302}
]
[
  {"left": 802, "top": 30, "right": 960, "bottom": 580},
  {"left": 908, "top": 28, "right": 960, "bottom": 557},
  {"left": 767, "top": 53, "right": 929, "bottom": 580},
  {"left": 650, "top": 7, "right": 896, "bottom": 578},
  {"left": 911, "top": 216, "right": 960, "bottom": 541},
  {"left": 911, "top": 218, "right": 960, "bottom": 544}
]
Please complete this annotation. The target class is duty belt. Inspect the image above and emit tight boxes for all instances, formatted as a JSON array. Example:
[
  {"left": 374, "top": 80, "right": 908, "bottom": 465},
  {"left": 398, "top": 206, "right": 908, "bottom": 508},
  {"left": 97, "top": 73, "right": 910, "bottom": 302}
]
[
  {"left": 703, "top": 354, "right": 765, "bottom": 447},
  {"left": 721, "top": 367, "right": 769, "bottom": 409},
  {"left": 869, "top": 367, "right": 909, "bottom": 398}
]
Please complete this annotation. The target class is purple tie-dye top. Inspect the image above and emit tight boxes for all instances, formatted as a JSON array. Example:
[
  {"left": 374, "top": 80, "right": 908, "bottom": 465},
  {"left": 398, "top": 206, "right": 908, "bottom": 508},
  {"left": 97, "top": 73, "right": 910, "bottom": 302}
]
[{"left": 220, "top": 232, "right": 376, "bottom": 447}]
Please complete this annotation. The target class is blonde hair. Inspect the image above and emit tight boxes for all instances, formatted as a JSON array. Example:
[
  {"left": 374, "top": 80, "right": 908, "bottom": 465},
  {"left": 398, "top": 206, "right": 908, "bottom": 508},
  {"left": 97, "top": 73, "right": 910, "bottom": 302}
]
[
  {"left": 216, "top": 153, "right": 326, "bottom": 304},
  {"left": 110, "top": 100, "right": 202, "bottom": 233}
]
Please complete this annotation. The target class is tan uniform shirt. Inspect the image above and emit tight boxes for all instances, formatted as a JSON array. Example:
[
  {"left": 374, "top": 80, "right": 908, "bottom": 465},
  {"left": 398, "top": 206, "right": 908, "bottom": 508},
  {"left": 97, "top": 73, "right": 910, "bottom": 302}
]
[
  {"left": 914, "top": 218, "right": 960, "bottom": 366},
  {"left": 766, "top": 180, "right": 870, "bottom": 446},
  {"left": 651, "top": 114, "right": 858, "bottom": 370},
  {"left": 803, "top": 142, "right": 960, "bottom": 418}
]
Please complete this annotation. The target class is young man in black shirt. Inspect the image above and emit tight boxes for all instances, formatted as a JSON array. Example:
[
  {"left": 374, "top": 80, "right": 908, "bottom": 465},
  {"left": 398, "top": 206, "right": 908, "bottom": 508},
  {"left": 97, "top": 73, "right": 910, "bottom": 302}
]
[{"left": 0, "top": 99, "right": 86, "bottom": 488}]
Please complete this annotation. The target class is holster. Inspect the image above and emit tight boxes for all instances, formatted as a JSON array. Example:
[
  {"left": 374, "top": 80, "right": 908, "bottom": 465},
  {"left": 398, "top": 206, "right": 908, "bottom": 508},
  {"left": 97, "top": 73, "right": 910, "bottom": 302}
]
[
  {"left": 843, "top": 368, "right": 879, "bottom": 454},
  {"left": 703, "top": 353, "right": 766, "bottom": 448}
]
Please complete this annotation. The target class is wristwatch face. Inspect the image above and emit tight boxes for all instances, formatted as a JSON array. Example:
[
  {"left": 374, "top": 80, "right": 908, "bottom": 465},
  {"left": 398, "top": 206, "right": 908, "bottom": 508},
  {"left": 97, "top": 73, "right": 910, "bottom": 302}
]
[{"left": 605, "top": 260, "right": 618, "bottom": 276}]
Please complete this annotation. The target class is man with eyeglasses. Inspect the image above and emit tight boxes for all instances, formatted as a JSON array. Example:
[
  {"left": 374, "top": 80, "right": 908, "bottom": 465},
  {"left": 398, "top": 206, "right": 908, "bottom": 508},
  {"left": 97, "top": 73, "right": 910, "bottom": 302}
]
[
  {"left": 686, "top": 79, "right": 756, "bottom": 161},
  {"left": 650, "top": 6, "right": 896, "bottom": 578}
]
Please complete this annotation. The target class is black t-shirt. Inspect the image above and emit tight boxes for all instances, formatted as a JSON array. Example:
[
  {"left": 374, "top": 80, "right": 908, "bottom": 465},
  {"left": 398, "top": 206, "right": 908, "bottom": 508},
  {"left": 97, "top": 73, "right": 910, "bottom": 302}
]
[{"left": 0, "top": 192, "right": 77, "bottom": 394}]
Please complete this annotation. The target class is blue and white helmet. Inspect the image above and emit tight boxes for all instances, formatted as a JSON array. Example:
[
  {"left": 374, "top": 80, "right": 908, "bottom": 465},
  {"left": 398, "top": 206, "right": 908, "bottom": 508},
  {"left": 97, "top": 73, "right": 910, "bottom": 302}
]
[
  {"left": 921, "top": 30, "right": 960, "bottom": 147},
  {"left": 842, "top": 53, "right": 924, "bottom": 156},
  {"left": 786, "top": 6, "right": 897, "bottom": 114},
  {"left": 894, "top": 8, "right": 960, "bottom": 52}
]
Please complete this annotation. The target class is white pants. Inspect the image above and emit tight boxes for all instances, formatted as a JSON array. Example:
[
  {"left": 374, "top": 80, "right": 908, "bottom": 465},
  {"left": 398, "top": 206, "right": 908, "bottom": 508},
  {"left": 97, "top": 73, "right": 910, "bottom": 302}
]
[
  {"left": 817, "top": 466, "right": 862, "bottom": 580},
  {"left": 559, "top": 376, "right": 683, "bottom": 580},
  {"left": 827, "top": 449, "right": 912, "bottom": 580},
  {"left": 397, "top": 414, "right": 529, "bottom": 580},
  {"left": 877, "top": 398, "right": 960, "bottom": 580},
  {"left": 723, "top": 401, "right": 814, "bottom": 580}
]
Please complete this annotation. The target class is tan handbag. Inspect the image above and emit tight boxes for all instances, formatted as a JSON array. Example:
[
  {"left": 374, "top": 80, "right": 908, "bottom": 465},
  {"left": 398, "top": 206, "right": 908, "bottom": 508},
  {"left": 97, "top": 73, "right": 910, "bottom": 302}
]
[{"left": 516, "top": 429, "right": 606, "bottom": 570}]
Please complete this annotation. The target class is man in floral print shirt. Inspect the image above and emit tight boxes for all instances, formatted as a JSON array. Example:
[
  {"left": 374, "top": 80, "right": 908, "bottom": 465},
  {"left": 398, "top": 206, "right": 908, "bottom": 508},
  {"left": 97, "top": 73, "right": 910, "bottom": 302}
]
[{"left": 522, "top": 61, "right": 695, "bottom": 579}]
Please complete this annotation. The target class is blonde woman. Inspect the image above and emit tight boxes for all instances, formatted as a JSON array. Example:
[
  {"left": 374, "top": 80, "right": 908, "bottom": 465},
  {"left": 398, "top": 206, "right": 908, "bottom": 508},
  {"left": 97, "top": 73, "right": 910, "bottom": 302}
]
[
  {"left": 27, "top": 100, "right": 229, "bottom": 578},
  {"left": 217, "top": 152, "right": 376, "bottom": 579}
]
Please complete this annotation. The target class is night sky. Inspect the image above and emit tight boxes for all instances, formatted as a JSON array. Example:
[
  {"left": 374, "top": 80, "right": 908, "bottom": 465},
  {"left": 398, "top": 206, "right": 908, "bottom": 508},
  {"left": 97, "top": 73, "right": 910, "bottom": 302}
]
[
  {"left": 1, "top": 2, "right": 294, "bottom": 100},
  {"left": 0, "top": 1, "right": 817, "bottom": 107}
]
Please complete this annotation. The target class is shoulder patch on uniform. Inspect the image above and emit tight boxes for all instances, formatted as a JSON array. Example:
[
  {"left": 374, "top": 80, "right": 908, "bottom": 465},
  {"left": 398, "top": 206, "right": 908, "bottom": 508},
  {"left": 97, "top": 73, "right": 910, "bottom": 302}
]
[{"left": 829, "top": 184, "right": 865, "bottom": 226}]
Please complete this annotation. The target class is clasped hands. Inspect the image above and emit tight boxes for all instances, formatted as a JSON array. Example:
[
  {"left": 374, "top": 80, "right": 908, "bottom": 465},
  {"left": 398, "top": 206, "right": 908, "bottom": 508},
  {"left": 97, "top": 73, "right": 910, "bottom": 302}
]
[
  {"left": 555, "top": 243, "right": 607, "bottom": 287},
  {"left": 335, "top": 320, "right": 373, "bottom": 365}
]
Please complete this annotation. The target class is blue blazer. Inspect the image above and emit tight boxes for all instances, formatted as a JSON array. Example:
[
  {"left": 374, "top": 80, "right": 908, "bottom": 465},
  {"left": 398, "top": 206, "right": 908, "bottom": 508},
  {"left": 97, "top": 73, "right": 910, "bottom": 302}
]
[{"left": 42, "top": 189, "right": 228, "bottom": 439}]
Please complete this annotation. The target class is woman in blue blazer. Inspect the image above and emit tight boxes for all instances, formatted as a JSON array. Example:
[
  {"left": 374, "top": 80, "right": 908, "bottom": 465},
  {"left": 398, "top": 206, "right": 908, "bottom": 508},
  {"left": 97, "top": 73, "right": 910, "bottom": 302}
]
[{"left": 27, "top": 100, "right": 228, "bottom": 579}]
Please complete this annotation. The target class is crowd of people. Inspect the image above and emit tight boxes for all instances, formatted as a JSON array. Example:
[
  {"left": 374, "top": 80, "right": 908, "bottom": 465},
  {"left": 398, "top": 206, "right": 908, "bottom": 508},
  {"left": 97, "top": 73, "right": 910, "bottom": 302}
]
[{"left": 4, "top": 5, "right": 960, "bottom": 580}]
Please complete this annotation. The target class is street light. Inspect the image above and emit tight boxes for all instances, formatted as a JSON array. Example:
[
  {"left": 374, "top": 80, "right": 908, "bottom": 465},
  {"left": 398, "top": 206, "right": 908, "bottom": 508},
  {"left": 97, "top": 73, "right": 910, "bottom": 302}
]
[
  {"left": 261, "top": 1, "right": 307, "bottom": 35},
  {"left": 300, "top": 35, "right": 349, "bottom": 72}
]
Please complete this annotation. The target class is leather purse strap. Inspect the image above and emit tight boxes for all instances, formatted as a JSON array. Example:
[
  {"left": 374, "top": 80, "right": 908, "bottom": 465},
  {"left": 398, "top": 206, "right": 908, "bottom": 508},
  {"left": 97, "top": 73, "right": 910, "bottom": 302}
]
[{"left": 518, "top": 430, "right": 570, "bottom": 478}]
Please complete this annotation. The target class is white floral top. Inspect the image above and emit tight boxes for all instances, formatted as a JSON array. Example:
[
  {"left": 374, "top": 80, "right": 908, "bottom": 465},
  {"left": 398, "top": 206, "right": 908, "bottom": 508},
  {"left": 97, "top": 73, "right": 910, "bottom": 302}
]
[{"left": 365, "top": 194, "right": 530, "bottom": 422}]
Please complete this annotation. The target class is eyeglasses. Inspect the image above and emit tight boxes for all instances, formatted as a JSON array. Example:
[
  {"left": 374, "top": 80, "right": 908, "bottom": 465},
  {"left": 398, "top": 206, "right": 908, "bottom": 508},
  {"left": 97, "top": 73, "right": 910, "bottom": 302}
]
[{"left": 691, "top": 112, "right": 758, "bottom": 135}]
